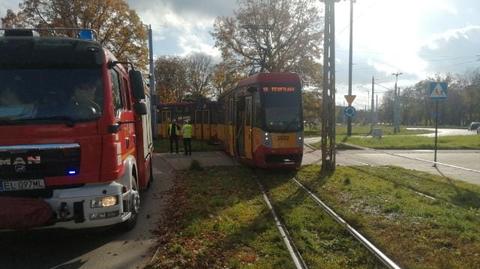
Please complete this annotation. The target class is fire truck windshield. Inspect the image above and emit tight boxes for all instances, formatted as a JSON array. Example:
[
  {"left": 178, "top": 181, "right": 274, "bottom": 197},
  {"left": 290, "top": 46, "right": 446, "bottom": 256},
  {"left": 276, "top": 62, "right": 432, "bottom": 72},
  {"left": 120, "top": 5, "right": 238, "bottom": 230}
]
[{"left": 0, "top": 68, "right": 103, "bottom": 125}]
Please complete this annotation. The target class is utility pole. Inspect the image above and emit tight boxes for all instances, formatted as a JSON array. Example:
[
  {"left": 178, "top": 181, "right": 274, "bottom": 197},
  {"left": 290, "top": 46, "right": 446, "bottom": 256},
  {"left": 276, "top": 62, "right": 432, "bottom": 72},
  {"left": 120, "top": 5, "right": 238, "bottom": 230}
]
[
  {"left": 320, "top": 0, "right": 339, "bottom": 173},
  {"left": 371, "top": 76, "right": 375, "bottom": 131},
  {"left": 148, "top": 25, "right": 157, "bottom": 137},
  {"left": 346, "top": 0, "right": 354, "bottom": 136},
  {"left": 392, "top": 72, "right": 403, "bottom": 134}
]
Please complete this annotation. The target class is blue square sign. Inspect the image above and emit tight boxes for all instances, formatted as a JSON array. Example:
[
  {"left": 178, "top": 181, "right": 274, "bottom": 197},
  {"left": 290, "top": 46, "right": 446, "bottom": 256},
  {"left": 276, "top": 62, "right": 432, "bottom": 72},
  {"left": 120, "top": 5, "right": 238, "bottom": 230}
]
[{"left": 429, "top": 82, "right": 448, "bottom": 100}]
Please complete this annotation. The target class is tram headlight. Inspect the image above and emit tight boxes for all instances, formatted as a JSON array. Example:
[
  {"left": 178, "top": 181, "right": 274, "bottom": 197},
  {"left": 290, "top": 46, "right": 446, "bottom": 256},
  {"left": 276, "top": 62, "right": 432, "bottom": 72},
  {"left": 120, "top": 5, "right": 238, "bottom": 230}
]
[
  {"left": 263, "top": 132, "right": 272, "bottom": 146},
  {"left": 297, "top": 134, "right": 304, "bottom": 146}
]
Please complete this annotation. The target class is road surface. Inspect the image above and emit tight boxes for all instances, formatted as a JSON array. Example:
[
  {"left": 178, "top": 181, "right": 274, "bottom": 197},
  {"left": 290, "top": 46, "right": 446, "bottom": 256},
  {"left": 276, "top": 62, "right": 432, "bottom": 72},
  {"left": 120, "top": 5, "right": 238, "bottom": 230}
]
[
  {"left": 303, "top": 147, "right": 480, "bottom": 185},
  {"left": 407, "top": 127, "right": 476, "bottom": 137},
  {"left": 0, "top": 154, "right": 173, "bottom": 269}
]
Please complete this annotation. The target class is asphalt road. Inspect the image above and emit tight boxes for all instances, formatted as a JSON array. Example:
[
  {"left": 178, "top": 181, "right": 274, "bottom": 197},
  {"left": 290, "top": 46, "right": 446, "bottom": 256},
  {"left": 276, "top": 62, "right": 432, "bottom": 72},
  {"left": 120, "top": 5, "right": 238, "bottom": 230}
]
[
  {"left": 303, "top": 147, "right": 480, "bottom": 185},
  {"left": 0, "top": 154, "right": 173, "bottom": 269},
  {"left": 407, "top": 127, "right": 477, "bottom": 137}
]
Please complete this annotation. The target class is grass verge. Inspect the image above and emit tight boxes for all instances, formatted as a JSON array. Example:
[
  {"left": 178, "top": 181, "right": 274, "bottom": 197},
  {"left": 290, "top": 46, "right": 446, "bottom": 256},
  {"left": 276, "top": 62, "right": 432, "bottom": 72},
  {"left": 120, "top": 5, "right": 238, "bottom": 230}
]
[
  {"left": 147, "top": 167, "right": 294, "bottom": 269},
  {"left": 305, "top": 125, "right": 431, "bottom": 137},
  {"left": 334, "top": 135, "right": 480, "bottom": 150},
  {"left": 154, "top": 139, "right": 223, "bottom": 153},
  {"left": 296, "top": 165, "right": 480, "bottom": 269},
  {"left": 258, "top": 170, "right": 384, "bottom": 268}
]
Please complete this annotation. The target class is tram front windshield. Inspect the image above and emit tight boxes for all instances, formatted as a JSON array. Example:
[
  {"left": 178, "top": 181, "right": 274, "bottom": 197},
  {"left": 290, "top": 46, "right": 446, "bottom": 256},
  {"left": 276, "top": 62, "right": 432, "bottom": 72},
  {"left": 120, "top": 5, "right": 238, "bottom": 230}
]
[{"left": 263, "top": 87, "right": 302, "bottom": 133}]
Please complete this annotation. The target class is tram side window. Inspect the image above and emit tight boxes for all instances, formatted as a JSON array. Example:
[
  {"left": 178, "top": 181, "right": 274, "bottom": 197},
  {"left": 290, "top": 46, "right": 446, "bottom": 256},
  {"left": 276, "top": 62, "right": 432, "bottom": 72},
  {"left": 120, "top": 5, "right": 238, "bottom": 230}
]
[
  {"left": 229, "top": 98, "right": 234, "bottom": 124},
  {"left": 218, "top": 104, "right": 224, "bottom": 124},
  {"left": 245, "top": 97, "right": 252, "bottom": 126},
  {"left": 253, "top": 91, "right": 261, "bottom": 128},
  {"left": 110, "top": 70, "right": 123, "bottom": 113}
]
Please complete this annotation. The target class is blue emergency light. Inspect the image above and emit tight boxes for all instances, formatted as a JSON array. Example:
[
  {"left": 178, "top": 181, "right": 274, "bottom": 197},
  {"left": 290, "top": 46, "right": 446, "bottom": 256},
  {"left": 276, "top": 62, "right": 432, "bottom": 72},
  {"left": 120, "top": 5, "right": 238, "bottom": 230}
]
[
  {"left": 67, "top": 169, "right": 78, "bottom": 176},
  {"left": 78, "top": 29, "right": 94, "bottom": 41}
]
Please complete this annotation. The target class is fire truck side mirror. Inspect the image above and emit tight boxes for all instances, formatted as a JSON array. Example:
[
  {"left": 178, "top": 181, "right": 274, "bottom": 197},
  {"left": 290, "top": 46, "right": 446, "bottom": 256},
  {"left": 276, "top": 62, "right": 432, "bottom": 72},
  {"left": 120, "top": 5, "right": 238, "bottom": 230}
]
[
  {"left": 129, "top": 70, "right": 146, "bottom": 100},
  {"left": 134, "top": 102, "right": 148, "bottom": 115}
]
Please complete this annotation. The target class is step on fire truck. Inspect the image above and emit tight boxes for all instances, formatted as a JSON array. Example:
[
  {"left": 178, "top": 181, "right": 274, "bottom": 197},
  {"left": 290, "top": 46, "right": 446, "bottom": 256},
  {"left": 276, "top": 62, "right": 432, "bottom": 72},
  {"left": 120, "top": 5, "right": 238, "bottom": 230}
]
[{"left": 0, "top": 28, "right": 154, "bottom": 230}]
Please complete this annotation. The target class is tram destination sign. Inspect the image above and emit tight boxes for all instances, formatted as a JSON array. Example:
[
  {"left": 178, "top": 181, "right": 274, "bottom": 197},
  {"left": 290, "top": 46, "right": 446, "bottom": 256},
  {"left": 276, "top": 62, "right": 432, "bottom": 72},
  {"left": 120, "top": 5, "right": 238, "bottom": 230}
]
[{"left": 262, "top": 86, "right": 295, "bottom": 93}]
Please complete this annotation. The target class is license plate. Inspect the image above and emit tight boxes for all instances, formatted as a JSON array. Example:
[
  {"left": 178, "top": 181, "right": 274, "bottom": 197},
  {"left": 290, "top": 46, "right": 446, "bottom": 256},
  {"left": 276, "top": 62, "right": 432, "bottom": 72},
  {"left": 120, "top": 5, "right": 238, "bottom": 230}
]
[{"left": 0, "top": 179, "right": 46, "bottom": 192}]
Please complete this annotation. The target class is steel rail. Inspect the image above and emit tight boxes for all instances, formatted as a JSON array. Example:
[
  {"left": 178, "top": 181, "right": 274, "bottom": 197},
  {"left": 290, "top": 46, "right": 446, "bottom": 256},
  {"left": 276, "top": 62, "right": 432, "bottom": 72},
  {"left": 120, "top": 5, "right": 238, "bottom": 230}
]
[
  {"left": 292, "top": 177, "right": 402, "bottom": 269},
  {"left": 255, "top": 177, "right": 309, "bottom": 269}
]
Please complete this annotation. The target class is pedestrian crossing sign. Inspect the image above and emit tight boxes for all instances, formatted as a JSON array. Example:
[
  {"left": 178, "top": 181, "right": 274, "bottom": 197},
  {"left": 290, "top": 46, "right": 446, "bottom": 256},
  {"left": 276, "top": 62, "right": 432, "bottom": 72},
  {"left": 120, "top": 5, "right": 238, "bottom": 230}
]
[{"left": 429, "top": 82, "right": 448, "bottom": 99}]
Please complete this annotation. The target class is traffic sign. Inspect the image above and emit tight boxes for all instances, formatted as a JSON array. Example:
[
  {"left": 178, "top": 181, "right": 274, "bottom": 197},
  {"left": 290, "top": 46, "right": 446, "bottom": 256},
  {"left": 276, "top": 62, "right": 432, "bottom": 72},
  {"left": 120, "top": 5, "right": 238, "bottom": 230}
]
[
  {"left": 344, "top": 95, "right": 356, "bottom": 106},
  {"left": 429, "top": 82, "right": 448, "bottom": 99},
  {"left": 344, "top": 106, "right": 356, "bottom": 118}
]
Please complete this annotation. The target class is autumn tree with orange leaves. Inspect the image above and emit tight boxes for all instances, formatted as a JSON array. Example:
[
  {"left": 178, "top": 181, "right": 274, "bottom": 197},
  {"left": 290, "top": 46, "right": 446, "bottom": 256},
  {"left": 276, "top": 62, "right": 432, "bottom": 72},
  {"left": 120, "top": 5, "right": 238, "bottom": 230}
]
[{"left": 1, "top": 0, "right": 148, "bottom": 69}]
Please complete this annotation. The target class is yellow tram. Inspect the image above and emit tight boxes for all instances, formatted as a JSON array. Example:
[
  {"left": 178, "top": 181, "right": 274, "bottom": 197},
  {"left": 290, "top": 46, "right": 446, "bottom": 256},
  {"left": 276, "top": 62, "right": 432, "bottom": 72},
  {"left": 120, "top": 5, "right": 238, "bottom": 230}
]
[{"left": 218, "top": 72, "right": 303, "bottom": 168}]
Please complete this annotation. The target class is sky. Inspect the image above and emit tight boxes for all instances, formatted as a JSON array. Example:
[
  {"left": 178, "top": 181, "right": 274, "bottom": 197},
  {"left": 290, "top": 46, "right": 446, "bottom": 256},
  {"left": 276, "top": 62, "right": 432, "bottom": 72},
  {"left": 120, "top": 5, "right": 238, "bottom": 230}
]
[{"left": 2, "top": 0, "right": 480, "bottom": 107}]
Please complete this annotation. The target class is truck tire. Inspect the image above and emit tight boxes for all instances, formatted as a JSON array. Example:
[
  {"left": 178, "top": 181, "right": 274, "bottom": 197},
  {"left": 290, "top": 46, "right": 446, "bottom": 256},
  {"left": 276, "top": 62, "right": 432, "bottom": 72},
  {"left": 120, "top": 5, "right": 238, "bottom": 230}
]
[{"left": 119, "top": 173, "right": 140, "bottom": 231}]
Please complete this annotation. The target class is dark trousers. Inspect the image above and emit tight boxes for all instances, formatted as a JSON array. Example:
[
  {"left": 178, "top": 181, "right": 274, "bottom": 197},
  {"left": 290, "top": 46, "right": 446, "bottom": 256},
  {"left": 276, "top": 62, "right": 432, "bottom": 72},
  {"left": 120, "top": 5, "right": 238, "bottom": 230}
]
[
  {"left": 169, "top": 136, "right": 179, "bottom": 153},
  {"left": 183, "top": 138, "right": 192, "bottom": 155}
]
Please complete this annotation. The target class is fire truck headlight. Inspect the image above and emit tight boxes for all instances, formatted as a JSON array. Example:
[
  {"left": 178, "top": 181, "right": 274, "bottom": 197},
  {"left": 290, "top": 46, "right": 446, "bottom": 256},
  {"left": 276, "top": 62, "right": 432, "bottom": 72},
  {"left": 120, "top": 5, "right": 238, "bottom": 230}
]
[{"left": 91, "top": 196, "right": 118, "bottom": 208}]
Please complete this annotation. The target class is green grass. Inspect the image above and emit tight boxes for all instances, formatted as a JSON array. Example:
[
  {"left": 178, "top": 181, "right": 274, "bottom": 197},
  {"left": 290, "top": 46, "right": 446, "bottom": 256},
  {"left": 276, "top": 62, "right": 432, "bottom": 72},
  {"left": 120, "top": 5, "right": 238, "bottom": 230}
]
[
  {"left": 153, "top": 138, "right": 223, "bottom": 153},
  {"left": 296, "top": 165, "right": 480, "bottom": 269},
  {"left": 336, "top": 135, "right": 480, "bottom": 150},
  {"left": 149, "top": 164, "right": 480, "bottom": 268},
  {"left": 258, "top": 170, "right": 383, "bottom": 268},
  {"left": 305, "top": 125, "right": 431, "bottom": 137},
  {"left": 148, "top": 167, "right": 294, "bottom": 269}
]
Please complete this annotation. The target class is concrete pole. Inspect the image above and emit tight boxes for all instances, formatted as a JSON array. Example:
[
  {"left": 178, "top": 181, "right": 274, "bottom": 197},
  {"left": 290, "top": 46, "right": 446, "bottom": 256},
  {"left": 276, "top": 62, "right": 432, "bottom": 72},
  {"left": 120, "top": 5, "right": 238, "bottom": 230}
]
[
  {"left": 371, "top": 76, "right": 375, "bottom": 131},
  {"left": 393, "top": 72, "right": 402, "bottom": 133},
  {"left": 347, "top": 0, "right": 354, "bottom": 136}
]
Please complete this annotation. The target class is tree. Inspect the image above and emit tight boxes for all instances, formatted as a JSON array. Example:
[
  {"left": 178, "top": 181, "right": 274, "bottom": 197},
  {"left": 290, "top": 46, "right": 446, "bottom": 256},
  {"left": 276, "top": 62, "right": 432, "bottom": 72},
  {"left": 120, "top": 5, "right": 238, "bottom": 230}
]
[
  {"left": 212, "top": 0, "right": 323, "bottom": 83},
  {"left": 302, "top": 89, "right": 322, "bottom": 125},
  {"left": 154, "top": 56, "right": 188, "bottom": 103},
  {"left": 211, "top": 59, "right": 242, "bottom": 97},
  {"left": 184, "top": 53, "right": 214, "bottom": 99},
  {"left": 1, "top": 0, "right": 148, "bottom": 69}
]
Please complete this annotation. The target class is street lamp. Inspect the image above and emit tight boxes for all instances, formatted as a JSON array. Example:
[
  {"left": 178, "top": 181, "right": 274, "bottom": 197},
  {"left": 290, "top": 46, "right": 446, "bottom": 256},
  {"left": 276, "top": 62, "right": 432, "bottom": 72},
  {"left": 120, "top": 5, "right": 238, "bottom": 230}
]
[{"left": 392, "top": 72, "right": 403, "bottom": 133}]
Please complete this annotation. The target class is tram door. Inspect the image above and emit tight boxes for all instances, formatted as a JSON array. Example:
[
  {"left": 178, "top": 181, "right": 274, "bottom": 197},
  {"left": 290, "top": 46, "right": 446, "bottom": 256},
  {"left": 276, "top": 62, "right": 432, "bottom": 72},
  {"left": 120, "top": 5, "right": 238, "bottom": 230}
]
[
  {"left": 235, "top": 98, "right": 245, "bottom": 157},
  {"left": 160, "top": 110, "right": 171, "bottom": 138},
  {"left": 244, "top": 96, "right": 253, "bottom": 159}
]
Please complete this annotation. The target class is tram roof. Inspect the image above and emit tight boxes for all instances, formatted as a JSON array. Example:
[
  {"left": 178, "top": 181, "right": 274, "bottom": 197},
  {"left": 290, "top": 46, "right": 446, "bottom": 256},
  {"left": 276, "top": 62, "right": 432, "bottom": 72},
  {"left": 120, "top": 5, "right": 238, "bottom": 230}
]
[{"left": 236, "top": 72, "right": 301, "bottom": 88}]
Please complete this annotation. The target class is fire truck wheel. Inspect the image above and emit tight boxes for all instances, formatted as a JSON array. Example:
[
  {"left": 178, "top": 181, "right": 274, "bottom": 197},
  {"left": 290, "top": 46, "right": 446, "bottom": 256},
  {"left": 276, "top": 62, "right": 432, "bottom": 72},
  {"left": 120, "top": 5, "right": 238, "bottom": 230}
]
[{"left": 119, "top": 173, "right": 140, "bottom": 231}]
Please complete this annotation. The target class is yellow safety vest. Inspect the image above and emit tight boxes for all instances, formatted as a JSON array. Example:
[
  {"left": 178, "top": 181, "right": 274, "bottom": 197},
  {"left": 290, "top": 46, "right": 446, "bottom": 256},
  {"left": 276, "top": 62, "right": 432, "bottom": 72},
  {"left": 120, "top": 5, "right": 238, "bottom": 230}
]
[{"left": 182, "top": 124, "right": 192, "bottom": 139}]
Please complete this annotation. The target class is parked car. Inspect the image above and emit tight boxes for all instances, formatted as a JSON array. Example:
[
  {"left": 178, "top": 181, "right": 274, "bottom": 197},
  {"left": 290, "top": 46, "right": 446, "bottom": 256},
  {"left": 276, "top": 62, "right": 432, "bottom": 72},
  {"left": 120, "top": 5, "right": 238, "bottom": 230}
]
[{"left": 469, "top": 122, "right": 480, "bottom": 131}]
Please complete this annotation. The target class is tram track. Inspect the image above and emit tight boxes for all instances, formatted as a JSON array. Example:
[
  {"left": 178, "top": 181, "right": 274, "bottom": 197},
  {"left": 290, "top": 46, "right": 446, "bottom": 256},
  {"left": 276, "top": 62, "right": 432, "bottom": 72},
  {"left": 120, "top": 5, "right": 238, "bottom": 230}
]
[
  {"left": 256, "top": 171, "right": 402, "bottom": 269},
  {"left": 255, "top": 176, "right": 309, "bottom": 269},
  {"left": 291, "top": 177, "right": 401, "bottom": 269}
]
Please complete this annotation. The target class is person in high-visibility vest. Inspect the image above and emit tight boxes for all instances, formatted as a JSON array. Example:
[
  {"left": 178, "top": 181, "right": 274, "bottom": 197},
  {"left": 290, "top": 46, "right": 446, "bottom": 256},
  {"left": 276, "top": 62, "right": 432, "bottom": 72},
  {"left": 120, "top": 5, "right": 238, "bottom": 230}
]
[
  {"left": 168, "top": 119, "right": 180, "bottom": 153},
  {"left": 182, "top": 120, "right": 193, "bottom": 156}
]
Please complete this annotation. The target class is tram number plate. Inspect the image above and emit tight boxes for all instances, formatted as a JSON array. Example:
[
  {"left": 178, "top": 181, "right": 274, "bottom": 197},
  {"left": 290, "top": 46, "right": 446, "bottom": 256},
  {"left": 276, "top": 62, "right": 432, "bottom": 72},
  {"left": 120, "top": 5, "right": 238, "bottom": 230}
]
[
  {"left": 277, "top": 136, "right": 290, "bottom": 141},
  {"left": 0, "top": 179, "right": 45, "bottom": 192}
]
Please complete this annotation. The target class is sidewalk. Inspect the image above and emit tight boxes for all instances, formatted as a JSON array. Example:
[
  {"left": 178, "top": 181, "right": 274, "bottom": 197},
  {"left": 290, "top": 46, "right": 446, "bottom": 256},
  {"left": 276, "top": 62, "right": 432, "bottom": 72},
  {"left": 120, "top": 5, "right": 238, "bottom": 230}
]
[{"left": 158, "top": 151, "right": 238, "bottom": 171}]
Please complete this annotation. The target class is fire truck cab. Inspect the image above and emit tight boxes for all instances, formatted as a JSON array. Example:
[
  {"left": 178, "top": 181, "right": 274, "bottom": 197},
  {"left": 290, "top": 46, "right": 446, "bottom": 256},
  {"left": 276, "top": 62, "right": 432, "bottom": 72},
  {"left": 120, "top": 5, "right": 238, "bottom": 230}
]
[{"left": 0, "top": 28, "right": 154, "bottom": 230}]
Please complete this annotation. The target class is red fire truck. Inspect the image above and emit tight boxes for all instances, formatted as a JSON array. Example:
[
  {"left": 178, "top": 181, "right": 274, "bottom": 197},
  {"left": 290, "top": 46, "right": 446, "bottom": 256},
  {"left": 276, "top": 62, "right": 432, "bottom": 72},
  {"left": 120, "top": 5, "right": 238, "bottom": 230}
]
[{"left": 0, "top": 28, "right": 154, "bottom": 230}]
